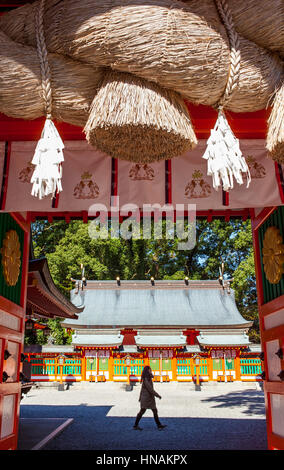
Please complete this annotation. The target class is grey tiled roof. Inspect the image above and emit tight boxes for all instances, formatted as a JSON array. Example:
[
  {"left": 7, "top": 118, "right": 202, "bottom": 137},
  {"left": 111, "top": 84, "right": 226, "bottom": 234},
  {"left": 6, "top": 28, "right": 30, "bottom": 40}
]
[{"left": 63, "top": 282, "right": 251, "bottom": 329}]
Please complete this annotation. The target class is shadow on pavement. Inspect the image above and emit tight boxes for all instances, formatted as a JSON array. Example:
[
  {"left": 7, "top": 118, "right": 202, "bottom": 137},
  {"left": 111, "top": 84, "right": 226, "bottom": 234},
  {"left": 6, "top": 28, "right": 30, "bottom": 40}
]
[
  {"left": 18, "top": 403, "right": 267, "bottom": 451},
  {"left": 201, "top": 390, "right": 266, "bottom": 416}
]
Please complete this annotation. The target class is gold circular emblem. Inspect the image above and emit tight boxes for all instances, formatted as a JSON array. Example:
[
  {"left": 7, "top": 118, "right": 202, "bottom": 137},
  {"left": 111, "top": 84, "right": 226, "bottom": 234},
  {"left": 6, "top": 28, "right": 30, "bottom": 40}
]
[
  {"left": 262, "top": 226, "right": 284, "bottom": 284},
  {"left": 1, "top": 230, "right": 21, "bottom": 286}
]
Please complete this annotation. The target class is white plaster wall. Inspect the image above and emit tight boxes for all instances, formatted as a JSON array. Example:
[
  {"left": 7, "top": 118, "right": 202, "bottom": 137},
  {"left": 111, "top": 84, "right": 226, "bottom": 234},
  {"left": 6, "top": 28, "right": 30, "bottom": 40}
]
[
  {"left": 271, "top": 394, "right": 284, "bottom": 438},
  {"left": 264, "top": 309, "right": 284, "bottom": 330},
  {"left": 0, "top": 395, "right": 15, "bottom": 439},
  {"left": 266, "top": 340, "right": 281, "bottom": 382}
]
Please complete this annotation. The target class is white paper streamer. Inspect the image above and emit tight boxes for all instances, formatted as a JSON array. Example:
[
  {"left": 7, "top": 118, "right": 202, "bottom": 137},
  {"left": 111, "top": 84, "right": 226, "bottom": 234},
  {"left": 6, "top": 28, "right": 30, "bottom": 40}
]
[
  {"left": 202, "top": 110, "right": 251, "bottom": 191},
  {"left": 30, "top": 118, "right": 64, "bottom": 199}
]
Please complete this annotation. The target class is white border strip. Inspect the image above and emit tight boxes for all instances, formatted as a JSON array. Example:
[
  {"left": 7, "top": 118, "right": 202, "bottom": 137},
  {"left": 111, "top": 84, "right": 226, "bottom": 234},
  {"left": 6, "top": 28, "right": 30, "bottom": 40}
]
[{"left": 31, "top": 418, "right": 74, "bottom": 450}]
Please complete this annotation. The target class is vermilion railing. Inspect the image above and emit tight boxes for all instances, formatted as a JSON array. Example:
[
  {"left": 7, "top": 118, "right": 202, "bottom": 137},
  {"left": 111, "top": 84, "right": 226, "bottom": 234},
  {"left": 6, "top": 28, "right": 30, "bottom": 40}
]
[{"left": 25, "top": 354, "right": 262, "bottom": 382}]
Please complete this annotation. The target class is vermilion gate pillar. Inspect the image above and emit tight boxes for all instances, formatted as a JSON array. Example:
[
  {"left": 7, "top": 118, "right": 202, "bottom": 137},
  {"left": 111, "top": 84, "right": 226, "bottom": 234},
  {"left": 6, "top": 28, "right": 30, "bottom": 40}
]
[
  {"left": 0, "top": 213, "right": 30, "bottom": 450},
  {"left": 252, "top": 206, "right": 284, "bottom": 450}
]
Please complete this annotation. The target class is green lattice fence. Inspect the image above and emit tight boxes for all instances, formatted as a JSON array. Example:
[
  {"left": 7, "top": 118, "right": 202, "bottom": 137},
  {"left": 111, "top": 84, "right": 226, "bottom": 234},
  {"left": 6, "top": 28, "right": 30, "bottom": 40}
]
[
  {"left": 177, "top": 358, "right": 191, "bottom": 375},
  {"left": 240, "top": 358, "right": 262, "bottom": 376},
  {"left": 113, "top": 358, "right": 144, "bottom": 376},
  {"left": 30, "top": 356, "right": 81, "bottom": 377}
]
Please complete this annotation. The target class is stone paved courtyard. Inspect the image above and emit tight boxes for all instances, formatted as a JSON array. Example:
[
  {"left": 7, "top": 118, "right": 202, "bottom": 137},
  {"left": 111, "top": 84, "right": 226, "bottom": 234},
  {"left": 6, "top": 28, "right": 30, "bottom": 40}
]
[{"left": 18, "top": 381, "right": 267, "bottom": 451}]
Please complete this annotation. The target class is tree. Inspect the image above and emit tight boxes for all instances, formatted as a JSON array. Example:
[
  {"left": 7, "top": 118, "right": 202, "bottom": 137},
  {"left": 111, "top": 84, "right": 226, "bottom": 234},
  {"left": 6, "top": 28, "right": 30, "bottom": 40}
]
[
  {"left": 24, "top": 318, "right": 72, "bottom": 345},
  {"left": 32, "top": 220, "right": 69, "bottom": 258}
]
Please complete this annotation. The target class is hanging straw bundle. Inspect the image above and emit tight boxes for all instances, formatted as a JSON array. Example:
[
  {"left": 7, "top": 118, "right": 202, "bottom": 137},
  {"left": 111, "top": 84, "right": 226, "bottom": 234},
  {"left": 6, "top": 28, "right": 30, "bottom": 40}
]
[
  {"left": 3, "top": 0, "right": 283, "bottom": 58},
  {"left": 266, "top": 83, "right": 284, "bottom": 163},
  {"left": 84, "top": 70, "right": 197, "bottom": 163},
  {"left": 0, "top": 30, "right": 103, "bottom": 128},
  {"left": 225, "top": 0, "right": 284, "bottom": 59},
  {"left": 1, "top": 0, "right": 282, "bottom": 113},
  {"left": 182, "top": 0, "right": 284, "bottom": 58}
]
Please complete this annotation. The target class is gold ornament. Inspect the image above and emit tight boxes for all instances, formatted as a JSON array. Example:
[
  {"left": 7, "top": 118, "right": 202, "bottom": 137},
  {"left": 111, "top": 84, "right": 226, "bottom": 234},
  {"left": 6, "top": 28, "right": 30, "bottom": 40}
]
[
  {"left": 1, "top": 230, "right": 21, "bottom": 286},
  {"left": 262, "top": 226, "right": 284, "bottom": 284}
]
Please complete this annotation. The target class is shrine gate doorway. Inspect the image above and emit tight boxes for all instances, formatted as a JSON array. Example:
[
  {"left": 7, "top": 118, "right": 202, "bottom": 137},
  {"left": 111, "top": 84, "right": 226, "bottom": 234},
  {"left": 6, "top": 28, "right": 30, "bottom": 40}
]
[{"left": 0, "top": 97, "right": 283, "bottom": 451}]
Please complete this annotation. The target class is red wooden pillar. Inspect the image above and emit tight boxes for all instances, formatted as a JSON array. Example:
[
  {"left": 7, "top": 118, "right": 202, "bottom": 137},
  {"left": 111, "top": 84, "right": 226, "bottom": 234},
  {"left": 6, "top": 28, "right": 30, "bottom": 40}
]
[
  {"left": 0, "top": 212, "right": 30, "bottom": 450},
  {"left": 252, "top": 206, "right": 284, "bottom": 450}
]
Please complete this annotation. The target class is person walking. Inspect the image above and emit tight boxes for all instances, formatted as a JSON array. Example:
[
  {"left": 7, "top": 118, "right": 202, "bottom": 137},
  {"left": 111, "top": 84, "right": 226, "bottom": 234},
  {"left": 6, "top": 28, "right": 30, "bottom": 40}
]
[{"left": 133, "top": 365, "right": 167, "bottom": 431}]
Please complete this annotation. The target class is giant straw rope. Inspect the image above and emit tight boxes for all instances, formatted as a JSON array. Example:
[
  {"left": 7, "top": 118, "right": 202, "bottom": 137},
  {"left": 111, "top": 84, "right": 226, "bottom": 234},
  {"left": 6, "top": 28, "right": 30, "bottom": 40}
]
[{"left": 0, "top": 0, "right": 283, "bottom": 163}]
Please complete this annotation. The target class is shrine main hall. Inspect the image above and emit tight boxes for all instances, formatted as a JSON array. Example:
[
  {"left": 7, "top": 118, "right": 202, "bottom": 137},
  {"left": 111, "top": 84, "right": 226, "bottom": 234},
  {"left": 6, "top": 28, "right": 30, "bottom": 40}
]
[{"left": 25, "top": 278, "right": 261, "bottom": 384}]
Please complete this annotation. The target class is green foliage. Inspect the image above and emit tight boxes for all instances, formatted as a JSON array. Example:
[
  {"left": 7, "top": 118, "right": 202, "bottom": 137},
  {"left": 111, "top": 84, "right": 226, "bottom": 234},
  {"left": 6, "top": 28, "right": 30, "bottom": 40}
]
[
  {"left": 46, "top": 318, "right": 72, "bottom": 345},
  {"left": 31, "top": 217, "right": 259, "bottom": 343},
  {"left": 24, "top": 318, "right": 72, "bottom": 345}
]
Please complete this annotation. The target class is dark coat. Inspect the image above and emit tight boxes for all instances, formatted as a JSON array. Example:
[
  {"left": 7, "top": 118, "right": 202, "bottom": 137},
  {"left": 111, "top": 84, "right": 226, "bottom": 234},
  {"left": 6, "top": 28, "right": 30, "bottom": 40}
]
[{"left": 139, "top": 377, "right": 161, "bottom": 409}]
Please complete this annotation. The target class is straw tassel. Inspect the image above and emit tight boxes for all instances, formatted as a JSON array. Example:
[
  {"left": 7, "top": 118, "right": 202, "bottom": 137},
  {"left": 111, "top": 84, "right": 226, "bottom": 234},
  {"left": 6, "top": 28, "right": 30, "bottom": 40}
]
[
  {"left": 202, "top": 109, "right": 251, "bottom": 191},
  {"left": 31, "top": 0, "right": 64, "bottom": 199}
]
